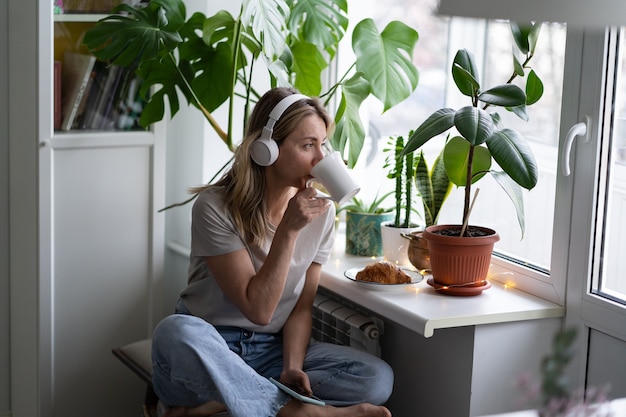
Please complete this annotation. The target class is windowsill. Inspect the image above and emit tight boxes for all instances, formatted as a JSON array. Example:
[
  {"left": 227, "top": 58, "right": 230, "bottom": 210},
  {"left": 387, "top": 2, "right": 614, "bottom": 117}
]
[{"left": 320, "top": 233, "right": 565, "bottom": 338}]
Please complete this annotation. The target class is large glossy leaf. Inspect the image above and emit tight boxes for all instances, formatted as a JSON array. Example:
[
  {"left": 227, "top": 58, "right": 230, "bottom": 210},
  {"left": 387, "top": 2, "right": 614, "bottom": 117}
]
[
  {"left": 330, "top": 73, "right": 371, "bottom": 168},
  {"left": 352, "top": 19, "right": 419, "bottom": 112},
  {"left": 443, "top": 136, "right": 491, "bottom": 186},
  {"left": 402, "top": 108, "right": 455, "bottom": 155},
  {"left": 83, "top": 0, "right": 185, "bottom": 66},
  {"left": 289, "top": 39, "right": 328, "bottom": 95},
  {"left": 486, "top": 128, "right": 538, "bottom": 189},
  {"left": 478, "top": 84, "right": 526, "bottom": 108},
  {"left": 288, "top": 0, "right": 348, "bottom": 57},
  {"left": 453, "top": 106, "right": 495, "bottom": 146},
  {"left": 241, "top": 0, "right": 290, "bottom": 60},
  {"left": 511, "top": 22, "right": 530, "bottom": 55},
  {"left": 189, "top": 42, "right": 235, "bottom": 113},
  {"left": 526, "top": 69, "right": 544, "bottom": 105},
  {"left": 491, "top": 171, "right": 526, "bottom": 238},
  {"left": 452, "top": 49, "right": 479, "bottom": 97}
]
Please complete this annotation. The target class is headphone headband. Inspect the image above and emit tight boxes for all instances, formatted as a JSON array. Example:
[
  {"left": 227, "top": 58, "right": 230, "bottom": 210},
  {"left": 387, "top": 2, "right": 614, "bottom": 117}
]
[{"left": 250, "top": 93, "right": 310, "bottom": 166}]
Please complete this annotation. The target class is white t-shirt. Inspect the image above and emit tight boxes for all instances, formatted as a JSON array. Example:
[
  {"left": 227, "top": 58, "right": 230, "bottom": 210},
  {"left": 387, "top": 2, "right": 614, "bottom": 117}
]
[{"left": 180, "top": 185, "right": 336, "bottom": 333}]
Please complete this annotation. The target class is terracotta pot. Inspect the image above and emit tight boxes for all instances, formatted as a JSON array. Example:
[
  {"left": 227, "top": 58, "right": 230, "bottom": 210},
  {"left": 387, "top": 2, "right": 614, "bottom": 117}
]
[
  {"left": 406, "top": 231, "right": 431, "bottom": 272},
  {"left": 423, "top": 224, "right": 500, "bottom": 286}
]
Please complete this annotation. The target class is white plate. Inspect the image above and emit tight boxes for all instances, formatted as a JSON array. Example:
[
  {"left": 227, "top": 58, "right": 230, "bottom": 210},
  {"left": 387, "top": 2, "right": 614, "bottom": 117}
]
[{"left": 344, "top": 266, "right": 424, "bottom": 291}]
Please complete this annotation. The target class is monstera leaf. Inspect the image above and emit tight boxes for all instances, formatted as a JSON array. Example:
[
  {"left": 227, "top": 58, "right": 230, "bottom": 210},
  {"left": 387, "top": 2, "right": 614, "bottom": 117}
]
[{"left": 352, "top": 18, "right": 419, "bottom": 112}]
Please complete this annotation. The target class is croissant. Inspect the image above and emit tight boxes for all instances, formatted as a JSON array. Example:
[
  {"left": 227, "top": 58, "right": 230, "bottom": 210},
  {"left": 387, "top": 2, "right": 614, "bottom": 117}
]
[{"left": 355, "top": 261, "right": 411, "bottom": 284}]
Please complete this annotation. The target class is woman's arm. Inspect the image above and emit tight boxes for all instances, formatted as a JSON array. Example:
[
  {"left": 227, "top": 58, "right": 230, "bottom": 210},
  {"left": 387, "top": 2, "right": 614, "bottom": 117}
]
[
  {"left": 278, "top": 262, "right": 321, "bottom": 394},
  {"left": 203, "top": 187, "right": 329, "bottom": 326}
]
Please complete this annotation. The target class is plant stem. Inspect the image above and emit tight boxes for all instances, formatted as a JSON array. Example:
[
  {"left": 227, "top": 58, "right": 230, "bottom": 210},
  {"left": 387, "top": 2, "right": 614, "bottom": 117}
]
[{"left": 462, "top": 144, "right": 475, "bottom": 234}]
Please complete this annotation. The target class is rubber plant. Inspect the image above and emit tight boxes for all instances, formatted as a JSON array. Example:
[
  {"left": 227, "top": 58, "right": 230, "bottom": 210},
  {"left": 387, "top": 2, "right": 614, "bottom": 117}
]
[
  {"left": 82, "top": 0, "right": 420, "bottom": 169},
  {"left": 401, "top": 22, "right": 544, "bottom": 237}
]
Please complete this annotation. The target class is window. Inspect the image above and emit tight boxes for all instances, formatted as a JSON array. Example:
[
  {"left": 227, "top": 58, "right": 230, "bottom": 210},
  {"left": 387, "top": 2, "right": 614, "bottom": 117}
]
[
  {"left": 592, "top": 27, "right": 626, "bottom": 304},
  {"left": 344, "top": 0, "right": 566, "bottom": 274}
]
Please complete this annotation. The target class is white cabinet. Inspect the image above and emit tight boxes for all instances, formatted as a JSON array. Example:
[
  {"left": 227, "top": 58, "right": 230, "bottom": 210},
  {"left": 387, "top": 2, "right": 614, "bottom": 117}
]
[{"left": 8, "top": 2, "right": 165, "bottom": 416}]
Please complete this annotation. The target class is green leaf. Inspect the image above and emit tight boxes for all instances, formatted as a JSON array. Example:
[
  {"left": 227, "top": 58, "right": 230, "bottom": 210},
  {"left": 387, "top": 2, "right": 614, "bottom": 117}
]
[
  {"left": 527, "top": 23, "right": 542, "bottom": 54},
  {"left": 511, "top": 22, "right": 530, "bottom": 55},
  {"left": 525, "top": 69, "right": 544, "bottom": 105},
  {"left": 512, "top": 53, "right": 524, "bottom": 76},
  {"left": 478, "top": 84, "right": 526, "bottom": 108},
  {"left": 430, "top": 151, "right": 452, "bottom": 225},
  {"left": 402, "top": 108, "right": 455, "bottom": 155},
  {"left": 443, "top": 137, "right": 491, "bottom": 186},
  {"left": 330, "top": 74, "right": 371, "bottom": 168},
  {"left": 83, "top": 1, "right": 185, "bottom": 66},
  {"left": 415, "top": 149, "right": 452, "bottom": 227},
  {"left": 510, "top": 105, "right": 529, "bottom": 122},
  {"left": 453, "top": 106, "right": 495, "bottom": 146},
  {"left": 241, "top": 0, "right": 290, "bottom": 60},
  {"left": 486, "top": 128, "right": 538, "bottom": 189},
  {"left": 290, "top": 39, "right": 328, "bottom": 95},
  {"left": 189, "top": 42, "right": 235, "bottom": 112},
  {"left": 491, "top": 171, "right": 526, "bottom": 238},
  {"left": 352, "top": 18, "right": 419, "bottom": 112},
  {"left": 452, "top": 49, "right": 480, "bottom": 97},
  {"left": 288, "top": 0, "right": 348, "bottom": 58},
  {"left": 414, "top": 151, "right": 434, "bottom": 226}
]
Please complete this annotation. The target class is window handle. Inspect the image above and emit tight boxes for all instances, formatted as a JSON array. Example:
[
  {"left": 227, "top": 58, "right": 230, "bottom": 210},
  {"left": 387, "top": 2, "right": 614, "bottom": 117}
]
[{"left": 562, "top": 115, "right": 592, "bottom": 176}]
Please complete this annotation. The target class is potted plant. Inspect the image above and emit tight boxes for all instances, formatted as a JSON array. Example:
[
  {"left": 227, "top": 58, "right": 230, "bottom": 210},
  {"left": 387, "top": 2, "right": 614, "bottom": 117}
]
[
  {"left": 379, "top": 133, "right": 421, "bottom": 266},
  {"left": 401, "top": 22, "right": 544, "bottom": 294},
  {"left": 82, "top": 0, "right": 420, "bottom": 178},
  {"left": 338, "top": 192, "right": 393, "bottom": 257}
]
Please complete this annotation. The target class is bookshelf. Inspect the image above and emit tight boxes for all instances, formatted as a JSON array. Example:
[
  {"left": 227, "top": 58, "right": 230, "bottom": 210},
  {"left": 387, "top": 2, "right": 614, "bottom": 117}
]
[
  {"left": 54, "top": 12, "right": 148, "bottom": 133},
  {"left": 38, "top": 2, "right": 166, "bottom": 416}
]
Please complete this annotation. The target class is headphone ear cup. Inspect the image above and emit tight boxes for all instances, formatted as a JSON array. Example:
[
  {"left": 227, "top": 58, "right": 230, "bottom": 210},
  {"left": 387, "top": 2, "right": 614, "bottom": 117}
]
[{"left": 250, "top": 130, "right": 279, "bottom": 166}]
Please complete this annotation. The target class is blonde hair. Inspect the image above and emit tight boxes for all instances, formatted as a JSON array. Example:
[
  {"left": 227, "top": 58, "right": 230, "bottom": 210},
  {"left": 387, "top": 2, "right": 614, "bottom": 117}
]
[{"left": 193, "top": 87, "right": 333, "bottom": 246}]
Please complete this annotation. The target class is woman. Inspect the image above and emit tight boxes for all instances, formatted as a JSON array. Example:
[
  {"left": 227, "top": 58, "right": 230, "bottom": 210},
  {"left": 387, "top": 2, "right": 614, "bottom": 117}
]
[{"left": 151, "top": 87, "right": 394, "bottom": 417}]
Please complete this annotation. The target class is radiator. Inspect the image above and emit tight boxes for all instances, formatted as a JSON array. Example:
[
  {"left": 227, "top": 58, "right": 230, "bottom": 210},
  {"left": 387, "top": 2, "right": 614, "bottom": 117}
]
[{"left": 311, "top": 289, "right": 383, "bottom": 357}]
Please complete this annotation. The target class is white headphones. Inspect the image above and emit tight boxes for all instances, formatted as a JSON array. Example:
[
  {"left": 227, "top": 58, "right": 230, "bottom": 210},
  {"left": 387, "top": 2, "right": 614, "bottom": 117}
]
[{"left": 250, "top": 93, "right": 310, "bottom": 166}]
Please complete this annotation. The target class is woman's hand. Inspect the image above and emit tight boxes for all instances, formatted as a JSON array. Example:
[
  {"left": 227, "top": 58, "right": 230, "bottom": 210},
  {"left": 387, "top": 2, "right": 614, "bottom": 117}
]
[
  {"left": 279, "top": 187, "right": 330, "bottom": 234},
  {"left": 280, "top": 368, "right": 313, "bottom": 396}
]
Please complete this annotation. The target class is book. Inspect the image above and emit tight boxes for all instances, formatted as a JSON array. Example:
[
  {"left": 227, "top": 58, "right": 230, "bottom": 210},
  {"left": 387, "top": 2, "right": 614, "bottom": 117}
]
[
  {"left": 77, "top": 61, "right": 107, "bottom": 130},
  {"left": 98, "top": 66, "right": 127, "bottom": 130},
  {"left": 71, "top": 68, "right": 96, "bottom": 129},
  {"left": 89, "top": 64, "right": 121, "bottom": 129},
  {"left": 54, "top": 61, "right": 62, "bottom": 130},
  {"left": 60, "top": 52, "right": 96, "bottom": 131}
]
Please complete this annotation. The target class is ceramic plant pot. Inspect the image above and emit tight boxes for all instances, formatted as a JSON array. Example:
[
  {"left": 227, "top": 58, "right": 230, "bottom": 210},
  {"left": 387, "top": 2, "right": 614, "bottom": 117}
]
[
  {"left": 423, "top": 224, "right": 500, "bottom": 287},
  {"left": 380, "top": 221, "right": 421, "bottom": 267},
  {"left": 345, "top": 211, "right": 393, "bottom": 257}
]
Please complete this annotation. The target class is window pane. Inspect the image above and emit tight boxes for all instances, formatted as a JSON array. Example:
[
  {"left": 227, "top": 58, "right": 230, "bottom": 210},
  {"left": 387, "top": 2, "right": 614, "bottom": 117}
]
[
  {"left": 348, "top": 0, "right": 566, "bottom": 272},
  {"left": 597, "top": 28, "right": 626, "bottom": 303}
]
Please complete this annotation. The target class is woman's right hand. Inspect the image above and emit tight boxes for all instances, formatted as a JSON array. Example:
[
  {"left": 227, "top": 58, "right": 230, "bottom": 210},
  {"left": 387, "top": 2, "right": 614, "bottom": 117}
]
[{"left": 279, "top": 187, "right": 330, "bottom": 233}]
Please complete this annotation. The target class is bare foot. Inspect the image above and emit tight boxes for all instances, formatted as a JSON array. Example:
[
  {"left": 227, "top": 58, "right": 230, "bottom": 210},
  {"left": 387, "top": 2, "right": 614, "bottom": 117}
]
[
  {"left": 161, "top": 401, "right": 227, "bottom": 417},
  {"left": 278, "top": 400, "right": 391, "bottom": 417}
]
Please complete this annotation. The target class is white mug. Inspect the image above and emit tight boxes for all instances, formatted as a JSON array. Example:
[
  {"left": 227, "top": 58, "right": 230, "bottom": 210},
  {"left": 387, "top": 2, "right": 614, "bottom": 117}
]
[{"left": 307, "top": 150, "right": 360, "bottom": 205}]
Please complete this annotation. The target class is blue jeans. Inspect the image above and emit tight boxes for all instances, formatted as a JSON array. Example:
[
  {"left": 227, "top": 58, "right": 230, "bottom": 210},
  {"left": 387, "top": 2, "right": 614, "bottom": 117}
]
[{"left": 151, "top": 302, "right": 394, "bottom": 417}]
